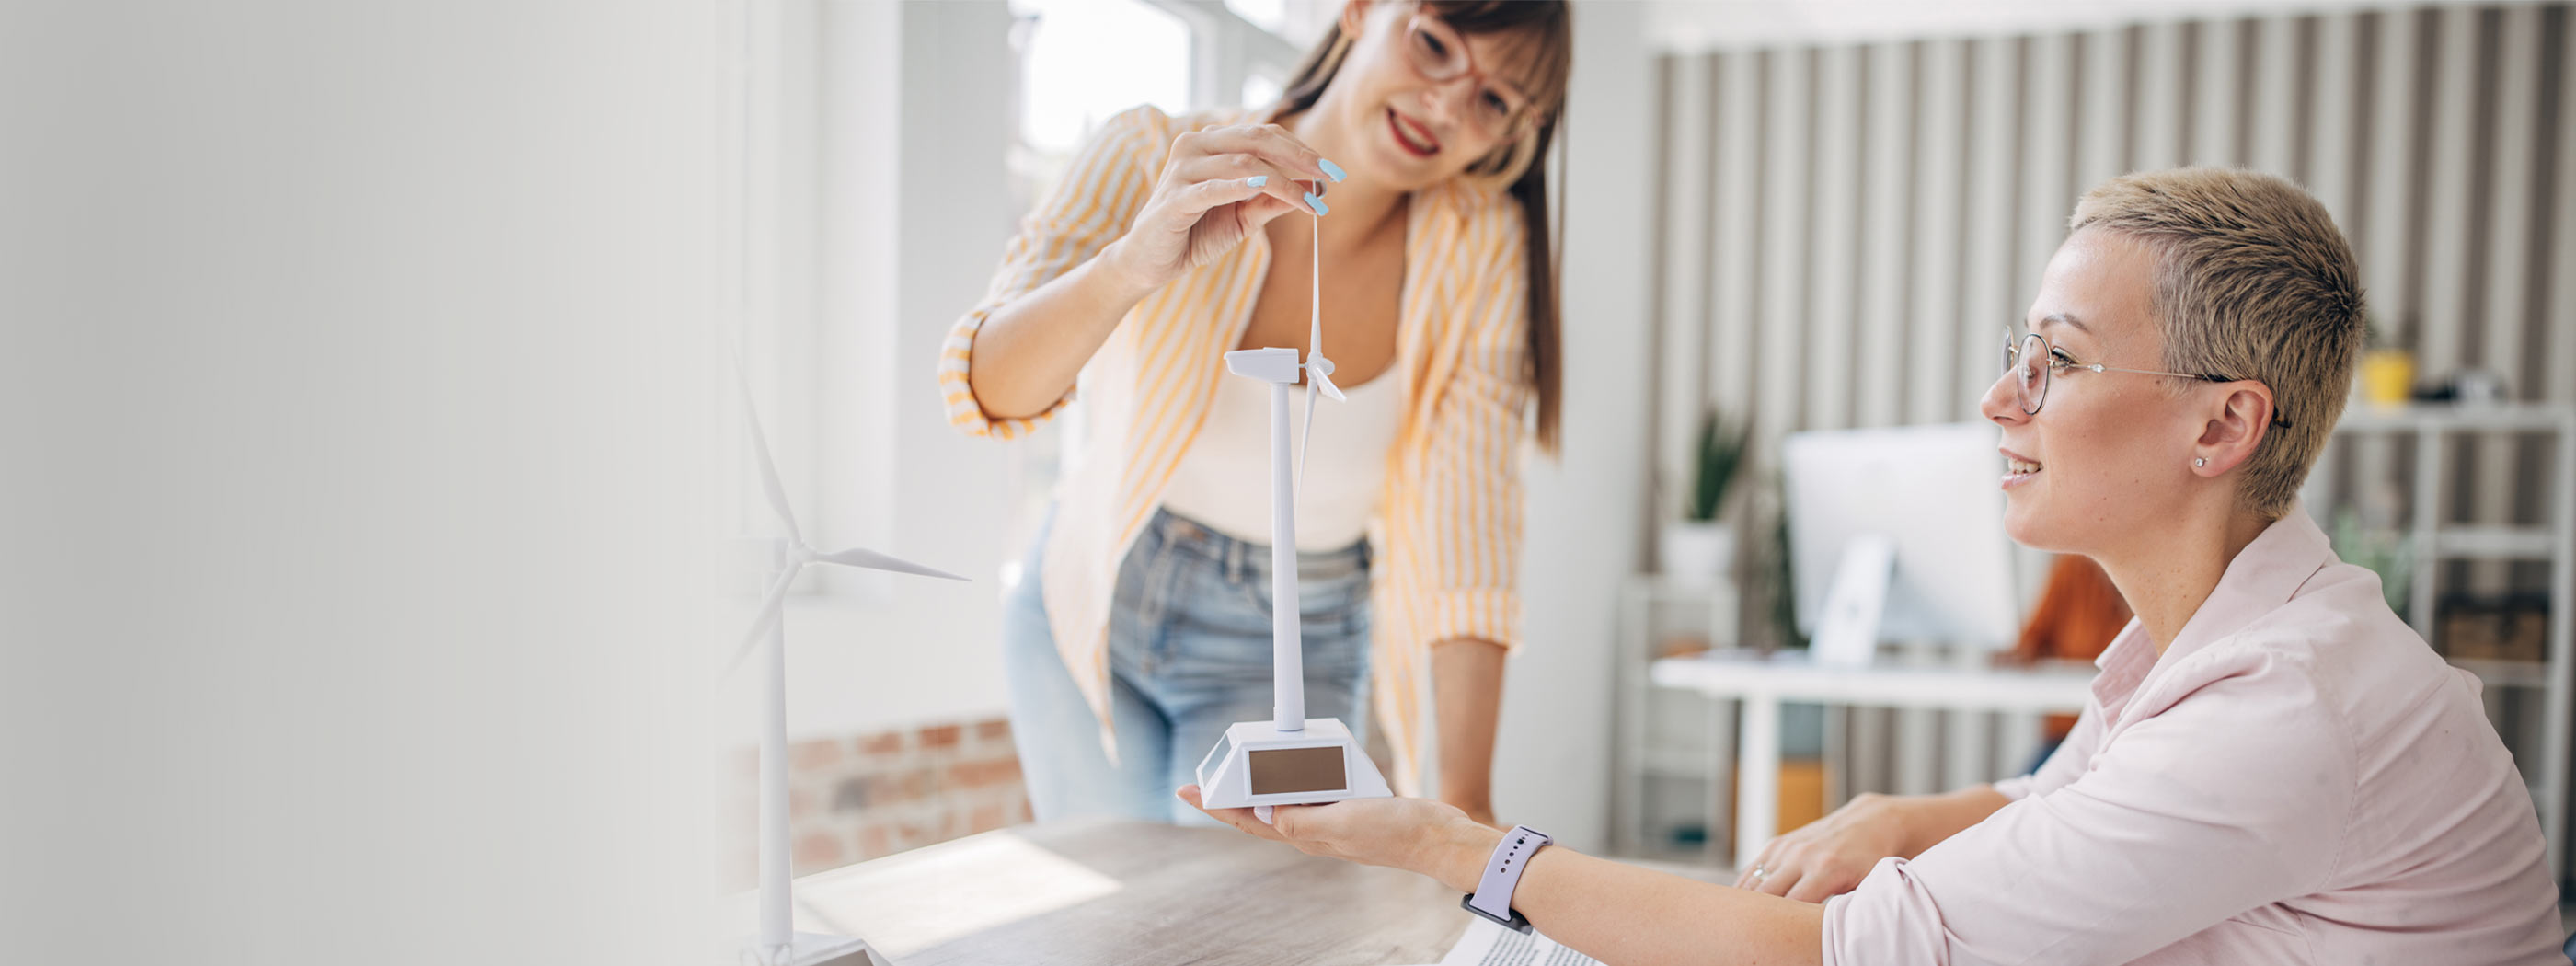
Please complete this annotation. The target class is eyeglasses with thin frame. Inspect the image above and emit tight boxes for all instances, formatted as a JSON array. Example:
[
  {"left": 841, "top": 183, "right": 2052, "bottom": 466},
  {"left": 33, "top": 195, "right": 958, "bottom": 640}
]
[
  {"left": 2003, "top": 327, "right": 2293, "bottom": 428},
  {"left": 1400, "top": 12, "right": 1532, "bottom": 139}
]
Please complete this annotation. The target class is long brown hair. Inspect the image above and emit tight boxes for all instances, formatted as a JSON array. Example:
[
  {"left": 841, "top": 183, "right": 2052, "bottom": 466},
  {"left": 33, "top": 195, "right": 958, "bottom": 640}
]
[{"left": 1271, "top": 0, "right": 1571, "bottom": 454}]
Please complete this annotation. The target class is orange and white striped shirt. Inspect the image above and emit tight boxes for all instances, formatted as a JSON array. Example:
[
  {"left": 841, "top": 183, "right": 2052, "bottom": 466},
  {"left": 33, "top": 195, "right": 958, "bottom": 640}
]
[{"left": 937, "top": 106, "right": 1532, "bottom": 794}]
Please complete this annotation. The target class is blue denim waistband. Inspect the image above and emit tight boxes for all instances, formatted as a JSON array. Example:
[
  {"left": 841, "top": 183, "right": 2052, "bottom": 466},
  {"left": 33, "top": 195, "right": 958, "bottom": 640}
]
[{"left": 1146, "top": 506, "right": 1369, "bottom": 584}]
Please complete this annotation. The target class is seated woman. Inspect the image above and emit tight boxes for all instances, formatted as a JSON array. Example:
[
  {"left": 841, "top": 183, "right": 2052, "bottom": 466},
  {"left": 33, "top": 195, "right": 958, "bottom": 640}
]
[{"left": 1182, "top": 168, "right": 2570, "bottom": 965}]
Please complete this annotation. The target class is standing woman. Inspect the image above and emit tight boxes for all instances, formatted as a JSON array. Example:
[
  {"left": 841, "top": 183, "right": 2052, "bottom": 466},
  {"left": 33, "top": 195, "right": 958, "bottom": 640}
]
[{"left": 937, "top": 1, "right": 1572, "bottom": 827}]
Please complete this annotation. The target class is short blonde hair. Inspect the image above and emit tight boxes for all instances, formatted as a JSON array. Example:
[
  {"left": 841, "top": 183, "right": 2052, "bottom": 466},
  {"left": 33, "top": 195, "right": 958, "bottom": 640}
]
[{"left": 2069, "top": 168, "right": 2365, "bottom": 518}]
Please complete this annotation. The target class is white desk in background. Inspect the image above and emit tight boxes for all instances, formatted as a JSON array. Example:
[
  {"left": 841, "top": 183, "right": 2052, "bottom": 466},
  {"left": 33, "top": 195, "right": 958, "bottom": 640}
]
[{"left": 1649, "top": 649, "right": 2098, "bottom": 863}]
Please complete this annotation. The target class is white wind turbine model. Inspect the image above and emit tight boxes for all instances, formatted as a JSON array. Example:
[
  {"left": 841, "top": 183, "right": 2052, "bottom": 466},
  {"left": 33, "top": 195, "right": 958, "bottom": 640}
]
[
  {"left": 728, "top": 349, "right": 965, "bottom": 966},
  {"left": 1192, "top": 213, "right": 1393, "bottom": 822}
]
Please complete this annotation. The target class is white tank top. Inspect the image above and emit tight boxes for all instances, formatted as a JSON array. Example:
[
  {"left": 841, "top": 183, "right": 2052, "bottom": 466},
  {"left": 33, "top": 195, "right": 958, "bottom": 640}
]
[{"left": 1159, "top": 367, "right": 1401, "bottom": 551}]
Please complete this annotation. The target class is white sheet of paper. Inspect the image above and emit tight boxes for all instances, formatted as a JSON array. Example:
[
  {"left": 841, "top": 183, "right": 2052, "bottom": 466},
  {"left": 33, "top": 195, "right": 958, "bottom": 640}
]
[{"left": 1433, "top": 916, "right": 1605, "bottom": 966}]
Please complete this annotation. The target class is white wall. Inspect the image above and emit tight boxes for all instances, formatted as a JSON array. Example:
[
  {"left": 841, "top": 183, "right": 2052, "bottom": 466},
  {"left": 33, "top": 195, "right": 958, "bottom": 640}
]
[
  {"left": 1647, "top": 0, "right": 2461, "bottom": 50},
  {"left": 1, "top": 2, "right": 728, "bottom": 962},
  {"left": 749, "top": 0, "right": 1022, "bottom": 742},
  {"left": 868, "top": 0, "right": 1027, "bottom": 729},
  {"left": 1495, "top": 0, "right": 1661, "bottom": 852}
]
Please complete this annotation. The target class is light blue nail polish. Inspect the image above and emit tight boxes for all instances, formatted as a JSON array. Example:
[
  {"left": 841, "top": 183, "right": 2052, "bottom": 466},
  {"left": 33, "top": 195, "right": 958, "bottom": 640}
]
[
  {"left": 1247, "top": 175, "right": 1268, "bottom": 188},
  {"left": 1319, "top": 158, "right": 1347, "bottom": 182},
  {"left": 1304, "top": 191, "right": 1328, "bottom": 215}
]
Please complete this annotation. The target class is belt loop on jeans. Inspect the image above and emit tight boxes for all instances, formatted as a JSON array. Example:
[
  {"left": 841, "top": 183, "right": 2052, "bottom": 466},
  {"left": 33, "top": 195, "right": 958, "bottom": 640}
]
[
  {"left": 1225, "top": 537, "right": 1246, "bottom": 584},
  {"left": 1164, "top": 511, "right": 1202, "bottom": 556}
]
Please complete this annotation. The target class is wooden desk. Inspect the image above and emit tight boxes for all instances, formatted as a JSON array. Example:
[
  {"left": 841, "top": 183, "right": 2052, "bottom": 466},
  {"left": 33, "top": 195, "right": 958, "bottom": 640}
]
[{"left": 775, "top": 818, "right": 1471, "bottom": 965}]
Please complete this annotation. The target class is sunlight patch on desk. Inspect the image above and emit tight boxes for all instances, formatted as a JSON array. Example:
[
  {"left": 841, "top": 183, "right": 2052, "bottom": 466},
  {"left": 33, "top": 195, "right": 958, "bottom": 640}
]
[{"left": 790, "top": 831, "right": 1124, "bottom": 957}]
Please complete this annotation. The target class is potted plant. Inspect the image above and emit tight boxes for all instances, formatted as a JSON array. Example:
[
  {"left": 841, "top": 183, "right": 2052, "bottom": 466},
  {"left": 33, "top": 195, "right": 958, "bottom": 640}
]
[
  {"left": 1660, "top": 408, "right": 1749, "bottom": 585},
  {"left": 2329, "top": 504, "right": 2413, "bottom": 620}
]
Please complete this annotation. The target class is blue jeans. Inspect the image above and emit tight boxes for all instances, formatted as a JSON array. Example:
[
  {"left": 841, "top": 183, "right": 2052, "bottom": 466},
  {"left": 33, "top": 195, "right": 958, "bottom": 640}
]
[{"left": 1002, "top": 506, "right": 1372, "bottom": 825}]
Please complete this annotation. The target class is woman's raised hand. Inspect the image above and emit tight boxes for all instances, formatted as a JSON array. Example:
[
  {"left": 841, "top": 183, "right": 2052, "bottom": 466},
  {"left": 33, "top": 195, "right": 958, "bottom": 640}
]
[{"left": 1101, "top": 123, "right": 1342, "bottom": 292}]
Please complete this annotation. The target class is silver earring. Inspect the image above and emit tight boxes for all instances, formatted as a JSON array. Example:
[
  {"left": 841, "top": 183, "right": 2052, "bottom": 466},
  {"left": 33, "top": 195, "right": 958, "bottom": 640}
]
[{"left": 2193, "top": 457, "right": 2207, "bottom": 467}]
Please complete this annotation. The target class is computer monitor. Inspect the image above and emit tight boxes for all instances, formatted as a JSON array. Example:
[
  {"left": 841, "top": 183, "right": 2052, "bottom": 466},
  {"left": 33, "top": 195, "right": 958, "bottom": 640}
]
[{"left": 1783, "top": 422, "right": 2020, "bottom": 661}]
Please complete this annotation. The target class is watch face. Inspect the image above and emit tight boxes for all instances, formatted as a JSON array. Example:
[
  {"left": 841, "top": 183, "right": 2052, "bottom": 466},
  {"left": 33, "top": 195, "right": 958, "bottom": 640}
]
[{"left": 1248, "top": 745, "right": 1346, "bottom": 795}]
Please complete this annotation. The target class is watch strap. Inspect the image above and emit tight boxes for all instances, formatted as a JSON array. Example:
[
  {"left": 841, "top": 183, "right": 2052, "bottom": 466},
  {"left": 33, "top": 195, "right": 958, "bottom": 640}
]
[{"left": 1461, "top": 825, "right": 1550, "bottom": 934}]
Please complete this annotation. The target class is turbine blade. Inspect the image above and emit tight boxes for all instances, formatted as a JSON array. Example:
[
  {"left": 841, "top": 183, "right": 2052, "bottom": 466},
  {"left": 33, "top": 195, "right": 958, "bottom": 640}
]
[
  {"left": 725, "top": 565, "right": 799, "bottom": 673},
  {"left": 1312, "top": 366, "right": 1344, "bottom": 402},
  {"left": 815, "top": 546, "right": 969, "bottom": 581},
  {"left": 1298, "top": 380, "right": 1318, "bottom": 496},
  {"left": 1309, "top": 209, "right": 1324, "bottom": 360},
  {"left": 732, "top": 343, "right": 799, "bottom": 537},
  {"left": 1309, "top": 297, "right": 1324, "bottom": 362}
]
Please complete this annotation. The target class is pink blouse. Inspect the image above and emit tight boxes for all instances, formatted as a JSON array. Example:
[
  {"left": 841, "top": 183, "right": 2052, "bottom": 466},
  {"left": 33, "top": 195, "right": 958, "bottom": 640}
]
[{"left": 1823, "top": 508, "right": 2567, "bottom": 965}]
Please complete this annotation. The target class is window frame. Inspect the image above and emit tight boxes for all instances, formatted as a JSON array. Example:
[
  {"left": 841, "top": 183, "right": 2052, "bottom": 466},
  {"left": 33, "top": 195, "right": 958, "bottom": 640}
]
[
  {"left": 732, "top": 0, "right": 891, "bottom": 607},
  {"left": 727, "top": 0, "right": 1317, "bottom": 609}
]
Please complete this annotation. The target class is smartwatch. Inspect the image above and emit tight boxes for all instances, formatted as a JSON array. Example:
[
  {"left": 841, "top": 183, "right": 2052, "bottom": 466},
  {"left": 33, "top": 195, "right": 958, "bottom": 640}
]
[{"left": 1460, "top": 825, "right": 1551, "bottom": 933}]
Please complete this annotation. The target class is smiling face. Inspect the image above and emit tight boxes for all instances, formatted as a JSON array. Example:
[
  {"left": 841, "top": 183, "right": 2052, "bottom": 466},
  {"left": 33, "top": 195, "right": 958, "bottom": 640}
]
[
  {"left": 1312, "top": 1, "right": 1555, "bottom": 191},
  {"left": 1980, "top": 228, "right": 2210, "bottom": 558}
]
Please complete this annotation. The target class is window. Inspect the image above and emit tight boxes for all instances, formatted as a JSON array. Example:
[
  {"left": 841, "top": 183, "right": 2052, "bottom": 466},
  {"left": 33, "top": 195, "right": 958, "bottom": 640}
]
[
  {"left": 1012, "top": 0, "right": 1191, "bottom": 162},
  {"left": 1242, "top": 67, "right": 1285, "bottom": 111},
  {"left": 1225, "top": 0, "right": 1289, "bottom": 36}
]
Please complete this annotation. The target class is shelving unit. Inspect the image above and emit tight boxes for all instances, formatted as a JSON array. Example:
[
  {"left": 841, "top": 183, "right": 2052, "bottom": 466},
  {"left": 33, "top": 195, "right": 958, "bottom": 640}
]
[
  {"left": 2311, "top": 401, "right": 2575, "bottom": 886},
  {"left": 1609, "top": 576, "right": 1739, "bottom": 863}
]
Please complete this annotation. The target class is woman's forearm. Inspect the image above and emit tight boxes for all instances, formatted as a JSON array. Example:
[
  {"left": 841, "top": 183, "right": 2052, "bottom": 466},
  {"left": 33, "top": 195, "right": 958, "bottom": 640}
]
[
  {"left": 963, "top": 243, "right": 1160, "bottom": 420},
  {"left": 1415, "top": 820, "right": 1824, "bottom": 966},
  {"left": 1430, "top": 638, "right": 1506, "bottom": 822},
  {"left": 1896, "top": 785, "right": 2012, "bottom": 857}
]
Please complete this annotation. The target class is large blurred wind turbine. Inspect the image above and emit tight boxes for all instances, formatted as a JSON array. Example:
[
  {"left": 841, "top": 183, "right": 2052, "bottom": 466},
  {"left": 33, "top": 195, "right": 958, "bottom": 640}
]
[{"left": 730, "top": 348, "right": 963, "bottom": 966}]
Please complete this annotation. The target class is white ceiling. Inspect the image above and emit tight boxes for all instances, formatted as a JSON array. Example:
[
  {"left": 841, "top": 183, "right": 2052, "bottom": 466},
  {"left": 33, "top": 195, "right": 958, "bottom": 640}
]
[{"left": 1641, "top": 0, "right": 2490, "bottom": 52}]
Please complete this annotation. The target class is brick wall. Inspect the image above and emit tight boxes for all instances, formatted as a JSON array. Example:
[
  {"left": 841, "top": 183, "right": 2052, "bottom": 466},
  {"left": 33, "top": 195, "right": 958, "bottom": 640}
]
[{"left": 726, "top": 716, "right": 1031, "bottom": 888}]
